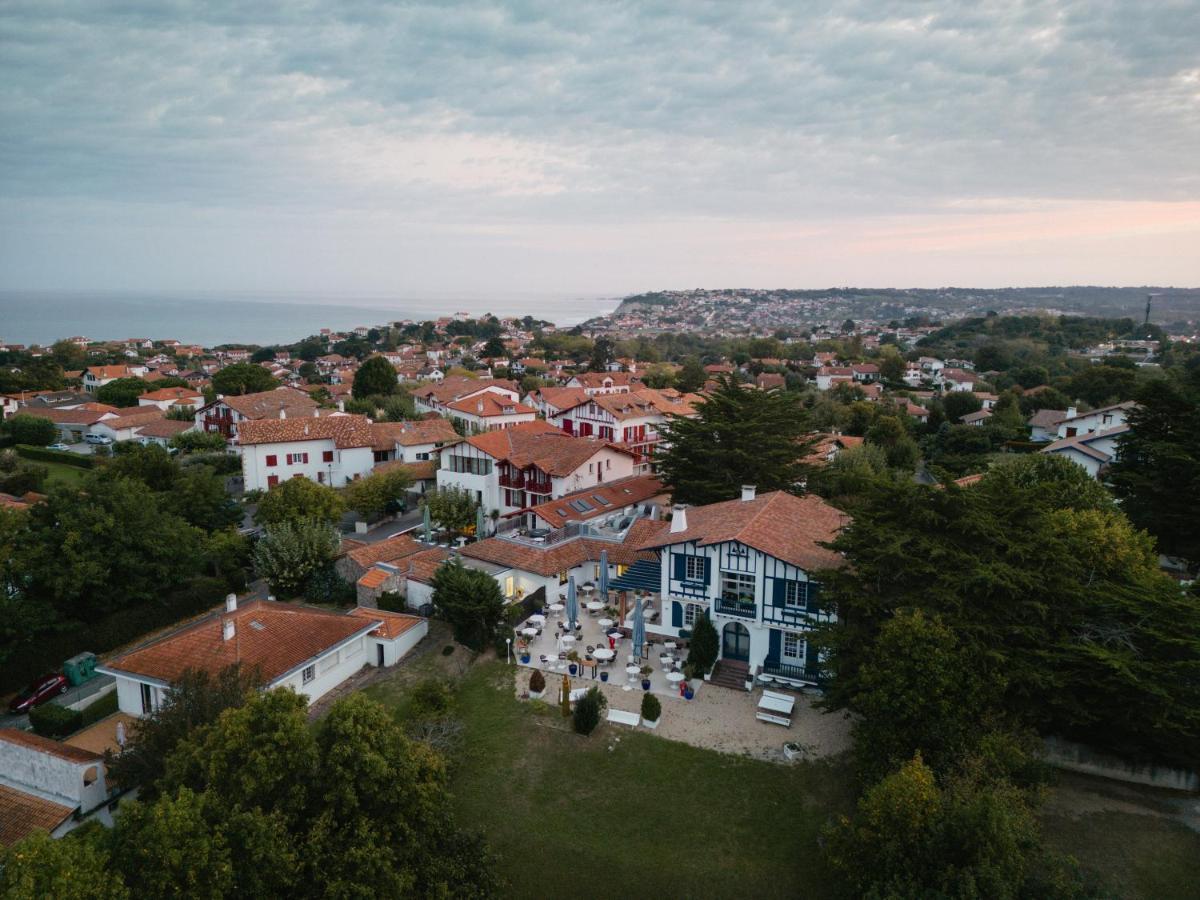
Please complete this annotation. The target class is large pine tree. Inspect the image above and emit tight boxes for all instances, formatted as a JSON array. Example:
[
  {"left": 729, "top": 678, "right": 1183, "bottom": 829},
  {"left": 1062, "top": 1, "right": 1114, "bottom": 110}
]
[{"left": 656, "top": 375, "right": 817, "bottom": 505}]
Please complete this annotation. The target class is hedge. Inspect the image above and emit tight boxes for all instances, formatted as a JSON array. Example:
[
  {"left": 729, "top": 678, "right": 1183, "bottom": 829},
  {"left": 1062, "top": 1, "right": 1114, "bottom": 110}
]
[
  {"left": 15, "top": 444, "right": 95, "bottom": 469},
  {"left": 0, "top": 576, "right": 228, "bottom": 693},
  {"left": 29, "top": 702, "right": 79, "bottom": 738}
]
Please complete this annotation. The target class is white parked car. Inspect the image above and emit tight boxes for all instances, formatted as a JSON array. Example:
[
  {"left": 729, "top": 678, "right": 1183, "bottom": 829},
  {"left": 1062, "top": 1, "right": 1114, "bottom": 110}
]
[
  {"left": 84, "top": 433, "right": 113, "bottom": 445},
  {"left": 47, "top": 442, "right": 71, "bottom": 451}
]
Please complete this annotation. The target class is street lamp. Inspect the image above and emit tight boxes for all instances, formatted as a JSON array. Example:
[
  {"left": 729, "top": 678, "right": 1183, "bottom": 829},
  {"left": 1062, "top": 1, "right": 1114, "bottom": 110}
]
[{"left": 505, "top": 637, "right": 512, "bottom": 665}]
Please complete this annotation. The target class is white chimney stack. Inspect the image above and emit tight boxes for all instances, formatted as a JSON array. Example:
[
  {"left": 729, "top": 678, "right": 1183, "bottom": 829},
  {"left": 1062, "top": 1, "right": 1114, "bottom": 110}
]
[
  {"left": 477, "top": 400, "right": 484, "bottom": 413},
  {"left": 279, "top": 405, "right": 287, "bottom": 419},
  {"left": 222, "top": 619, "right": 236, "bottom": 642},
  {"left": 225, "top": 593, "right": 237, "bottom": 614},
  {"left": 741, "top": 485, "right": 756, "bottom": 502},
  {"left": 1066, "top": 405, "right": 1077, "bottom": 419},
  {"left": 670, "top": 505, "right": 688, "bottom": 533}
]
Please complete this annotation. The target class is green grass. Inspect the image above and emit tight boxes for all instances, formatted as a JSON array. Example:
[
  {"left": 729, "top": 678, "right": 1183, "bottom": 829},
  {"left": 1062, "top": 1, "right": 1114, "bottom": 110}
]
[
  {"left": 1042, "top": 807, "right": 1200, "bottom": 899},
  {"left": 37, "top": 458, "right": 89, "bottom": 487},
  {"left": 369, "top": 661, "right": 854, "bottom": 899}
]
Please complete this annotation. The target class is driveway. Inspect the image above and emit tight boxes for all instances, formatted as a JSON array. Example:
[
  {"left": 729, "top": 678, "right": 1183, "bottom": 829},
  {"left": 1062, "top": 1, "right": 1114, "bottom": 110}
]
[{"left": 345, "top": 508, "right": 425, "bottom": 544}]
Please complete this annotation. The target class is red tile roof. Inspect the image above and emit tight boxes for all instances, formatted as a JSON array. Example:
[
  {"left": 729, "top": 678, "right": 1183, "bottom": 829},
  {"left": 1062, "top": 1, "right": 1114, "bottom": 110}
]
[
  {"left": 135, "top": 418, "right": 193, "bottom": 439},
  {"left": 357, "top": 568, "right": 391, "bottom": 589},
  {"left": 464, "top": 421, "right": 634, "bottom": 475},
  {"left": 237, "top": 414, "right": 374, "bottom": 449},
  {"left": 345, "top": 533, "right": 424, "bottom": 568},
  {"left": 461, "top": 520, "right": 664, "bottom": 577},
  {"left": 0, "top": 728, "right": 103, "bottom": 764},
  {"left": 445, "top": 394, "right": 535, "bottom": 418},
  {"left": 100, "top": 600, "right": 379, "bottom": 685},
  {"left": 139, "top": 386, "right": 204, "bottom": 402},
  {"left": 0, "top": 784, "right": 74, "bottom": 847},
  {"left": 347, "top": 607, "right": 424, "bottom": 640},
  {"left": 369, "top": 417, "right": 458, "bottom": 450},
  {"left": 221, "top": 388, "right": 318, "bottom": 419},
  {"left": 529, "top": 475, "right": 667, "bottom": 529},
  {"left": 641, "top": 491, "right": 849, "bottom": 572}
]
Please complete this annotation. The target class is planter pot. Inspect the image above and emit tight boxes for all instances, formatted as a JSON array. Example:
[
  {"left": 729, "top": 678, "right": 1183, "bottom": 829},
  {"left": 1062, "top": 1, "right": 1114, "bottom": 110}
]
[
  {"left": 528, "top": 689, "right": 545, "bottom": 700},
  {"left": 641, "top": 679, "right": 652, "bottom": 691},
  {"left": 568, "top": 664, "right": 578, "bottom": 676},
  {"left": 641, "top": 716, "right": 660, "bottom": 730},
  {"left": 684, "top": 688, "right": 695, "bottom": 700},
  {"left": 519, "top": 654, "right": 530, "bottom": 664},
  {"left": 743, "top": 679, "right": 754, "bottom": 691},
  {"left": 783, "top": 743, "right": 804, "bottom": 761},
  {"left": 703, "top": 672, "right": 712, "bottom": 682},
  {"left": 600, "top": 671, "right": 609, "bottom": 682}
]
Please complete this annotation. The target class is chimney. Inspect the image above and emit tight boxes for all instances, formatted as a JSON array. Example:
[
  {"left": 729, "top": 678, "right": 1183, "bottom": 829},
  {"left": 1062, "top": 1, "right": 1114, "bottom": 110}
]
[
  {"left": 222, "top": 619, "right": 236, "bottom": 642},
  {"left": 225, "top": 593, "right": 237, "bottom": 614},
  {"left": 1066, "top": 405, "right": 1077, "bottom": 419},
  {"left": 670, "top": 504, "right": 688, "bottom": 533},
  {"left": 477, "top": 400, "right": 484, "bottom": 414},
  {"left": 741, "top": 484, "right": 756, "bottom": 502},
  {"left": 278, "top": 405, "right": 287, "bottom": 419},
  {"left": 336, "top": 400, "right": 344, "bottom": 413}
]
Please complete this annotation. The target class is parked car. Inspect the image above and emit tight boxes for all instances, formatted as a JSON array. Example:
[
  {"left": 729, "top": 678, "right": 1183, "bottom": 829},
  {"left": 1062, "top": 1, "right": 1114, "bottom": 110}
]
[
  {"left": 84, "top": 433, "right": 113, "bottom": 445},
  {"left": 7, "top": 672, "right": 69, "bottom": 714},
  {"left": 47, "top": 442, "right": 71, "bottom": 451}
]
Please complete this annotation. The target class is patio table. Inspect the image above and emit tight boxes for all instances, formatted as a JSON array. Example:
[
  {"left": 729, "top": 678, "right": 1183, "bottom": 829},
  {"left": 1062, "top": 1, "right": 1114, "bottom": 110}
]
[
  {"left": 547, "top": 603, "right": 564, "bottom": 614},
  {"left": 597, "top": 617, "right": 613, "bottom": 628},
  {"left": 664, "top": 641, "right": 677, "bottom": 651},
  {"left": 521, "top": 628, "right": 537, "bottom": 638},
  {"left": 528, "top": 614, "right": 546, "bottom": 626},
  {"left": 592, "top": 648, "right": 614, "bottom": 662},
  {"left": 586, "top": 600, "right": 603, "bottom": 612},
  {"left": 560, "top": 634, "right": 576, "bottom": 646},
  {"left": 665, "top": 671, "right": 685, "bottom": 684}
]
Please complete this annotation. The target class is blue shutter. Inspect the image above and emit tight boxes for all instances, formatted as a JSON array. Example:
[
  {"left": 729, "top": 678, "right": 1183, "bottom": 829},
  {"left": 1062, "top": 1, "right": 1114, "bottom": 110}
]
[
  {"left": 671, "top": 601, "right": 683, "bottom": 627},
  {"left": 673, "top": 553, "right": 685, "bottom": 580},
  {"left": 702, "top": 557, "right": 711, "bottom": 585},
  {"left": 806, "top": 582, "right": 821, "bottom": 614},
  {"left": 767, "top": 628, "right": 782, "bottom": 662},
  {"left": 772, "top": 579, "right": 784, "bottom": 608}
]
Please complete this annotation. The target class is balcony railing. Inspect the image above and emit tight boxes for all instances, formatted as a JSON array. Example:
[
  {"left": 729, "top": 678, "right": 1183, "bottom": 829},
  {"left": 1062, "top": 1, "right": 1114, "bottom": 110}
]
[
  {"left": 714, "top": 595, "right": 757, "bottom": 619},
  {"left": 498, "top": 471, "right": 525, "bottom": 488},
  {"left": 525, "top": 479, "right": 552, "bottom": 494},
  {"left": 762, "top": 660, "right": 821, "bottom": 684}
]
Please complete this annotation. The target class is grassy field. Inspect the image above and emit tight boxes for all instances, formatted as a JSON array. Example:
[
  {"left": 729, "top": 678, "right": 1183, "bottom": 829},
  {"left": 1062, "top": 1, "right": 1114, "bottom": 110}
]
[
  {"left": 367, "top": 658, "right": 855, "bottom": 899},
  {"left": 365, "top": 651, "right": 1200, "bottom": 899},
  {"left": 36, "top": 458, "right": 89, "bottom": 487}
]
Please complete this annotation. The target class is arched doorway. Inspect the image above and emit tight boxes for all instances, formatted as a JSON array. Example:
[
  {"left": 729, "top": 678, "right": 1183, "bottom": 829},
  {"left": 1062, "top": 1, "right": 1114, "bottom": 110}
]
[{"left": 722, "top": 622, "right": 750, "bottom": 661}]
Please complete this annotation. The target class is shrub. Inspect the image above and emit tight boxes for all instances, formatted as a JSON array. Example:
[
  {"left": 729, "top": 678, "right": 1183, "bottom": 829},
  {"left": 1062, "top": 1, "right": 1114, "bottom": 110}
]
[
  {"left": 529, "top": 669, "right": 546, "bottom": 694},
  {"left": 640, "top": 692, "right": 662, "bottom": 722},
  {"left": 15, "top": 444, "right": 94, "bottom": 469},
  {"left": 5, "top": 415, "right": 57, "bottom": 447},
  {"left": 687, "top": 614, "right": 719, "bottom": 674},
  {"left": 29, "top": 702, "right": 81, "bottom": 738},
  {"left": 79, "top": 690, "right": 119, "bottom": 728},
  {"left": 377, "top": 591, "right": 405, "bottom": 612},
  {"left": 409, "top": 679, "right": 453, "bottom": 718},
  {"left": 304, "top": 565, "right": 356, "bottom": 606},
  {"left": 573, "top": 686, "right": 607, "bottom": 735}
]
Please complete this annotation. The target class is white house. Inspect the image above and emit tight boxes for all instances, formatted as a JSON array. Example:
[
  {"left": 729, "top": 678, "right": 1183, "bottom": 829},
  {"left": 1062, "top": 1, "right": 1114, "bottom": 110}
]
[
  {"left": 98, "top": 596, "right": 424, "bottom": 717},
  {"left": 1027, "top": 409, "right": 1068, "bottom": 442},
  {"left": 81, "top": 364, "right": 147, "bottom": 394},
  {"left": 369, "top": 417, "right": 459, "bottom": 464},
  {"left": 815, "top": 367, "right": 854, "bottom": 391},
  {"left": 1040, "top": 425, "right": 1129, "bottom": 478},
  {"left": 939, "top": 368, "right": 978, "bottom": 392},
  {"left": 411, "top": 376, "right": 519, "bottom": 416},
  {"left": 565, "top": 372, "right": 634, "bottom": 395},
  {"left": 138, "top": 386, "right": 205, "bottom": 411},
  {"left": 629, "top": 487, "right": 849, "bottom": 687},
  {"left": 1054, "top": 401, "right": 1136, "bottom": 439},
  {"left": 90, "top": 407, "right": 169, "bottom": 443},
  {"left": 443, "top": 393, "right": 537, "bottom": 432},
  {"left": 237, "top": 413, "right": 376, "bottom": 490},
  {"left": 0, "top": 729, "right": 114, "bottom": 846},
  {"left": 436, "top": 420, "right": 638, "bottom": 521},
  {"left": 194, "top": 387, "right": 318, "bottom": 441},
  {"left": 546, "top": 389, "right": 701, "bottom": 473}
]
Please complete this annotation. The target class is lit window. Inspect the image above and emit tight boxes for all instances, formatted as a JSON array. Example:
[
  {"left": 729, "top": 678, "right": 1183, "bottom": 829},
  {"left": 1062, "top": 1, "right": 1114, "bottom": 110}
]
[
  {"left": 302, "top": 665, "right": 315, "bottom": 685},
  {"left": 721, "top": 571, "right": 756, "bottom": 602}
]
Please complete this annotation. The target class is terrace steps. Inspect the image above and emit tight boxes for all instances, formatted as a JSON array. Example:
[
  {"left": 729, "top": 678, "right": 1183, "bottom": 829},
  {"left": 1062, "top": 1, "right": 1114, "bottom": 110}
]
[{"left": 709, "top": 659, "right": 750, "bottom": 691}]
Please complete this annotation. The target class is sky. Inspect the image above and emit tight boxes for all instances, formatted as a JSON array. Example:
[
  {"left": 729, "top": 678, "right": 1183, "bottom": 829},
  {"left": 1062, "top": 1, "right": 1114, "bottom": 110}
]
[{"left": 1, "top": 0, "right": 1198, "bottom": 296}]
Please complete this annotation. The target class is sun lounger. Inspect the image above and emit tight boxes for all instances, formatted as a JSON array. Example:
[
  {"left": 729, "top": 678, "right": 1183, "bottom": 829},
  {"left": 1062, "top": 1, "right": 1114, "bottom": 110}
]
[{"left": 756, "top": 690, "right": 795, "bottom": 727}]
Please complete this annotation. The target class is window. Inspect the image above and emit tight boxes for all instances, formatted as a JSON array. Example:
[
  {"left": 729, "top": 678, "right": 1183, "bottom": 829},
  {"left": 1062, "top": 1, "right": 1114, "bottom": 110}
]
[
  {"left": 302, "top": 665, "right": 316, "bottom": 685},
  {"left": 605, "top": 458, "right": 611, "bottom": 469},
  {"left": 286, "top": 452, "right": 309, "bottom": 465},
  {"left": 783, "top": 632, "right": 805, "bottom": 661},
  {"left": 684, "top": 556, "right": 706, "bottom": 581},
  {"left": 721, "top": 571, "right": 756, "bottom": 602},
  {"left": 416, "top": 451, "right": 429, "bottom": 460},
  {"left": 684, "top": 603, "right": 702, "bottom": 626},
  {"left": 558, "top": 571, "right": 569, "bottom": 585},
  {"left": 265, "top": 454, "right": 278, "bottom": 467},
  {"left": 504, "top": 576, "right": 515, "bottom": 597},
  {"left": 323, "top": 450, "right": 334, "bottom": 462},
  {"left": 784, "top": 580, "right": 805, "bottom": 608},
  {"left": 588, "top": 462, "right": 594, "bottom": 473},
  {"left": 140, "top": 683, "right": 154, "bottom": 715},
  {"left": 267, "top": 475, "right": 279, "bottom": 488},
  {"left": 317, "top": 472, "right": 325, "bottom": 484}
]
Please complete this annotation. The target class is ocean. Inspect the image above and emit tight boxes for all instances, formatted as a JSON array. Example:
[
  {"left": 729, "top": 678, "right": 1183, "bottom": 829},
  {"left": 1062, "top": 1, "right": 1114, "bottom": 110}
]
[{"left": 0, "top": 291, "right": 618, "bottom": 347}]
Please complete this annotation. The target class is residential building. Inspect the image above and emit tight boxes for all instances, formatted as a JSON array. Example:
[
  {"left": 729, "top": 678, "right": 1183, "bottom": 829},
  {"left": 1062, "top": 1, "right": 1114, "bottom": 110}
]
[
  {"left": 1054, "top": 402, "right": 1136, "bottom": 439},
  {"left": 436, "top": 420, "right": 637, "bottom": 520},
  {"left": 411, "top": 376, "right": 518, "bottom": 416},
  {"left": 522, "top": 386, "right": 590, "bottom": 418},
  {"left": 526, "top": 474, "right": 667, "bottom": 531},
  {"left": 565, "top": 371, "right": 634, "bottom": 395},
  {"left": 82, "top": 364, "right": 146, "bottom": 393},
  {"left": 0, "top": 730, "right": 114, "bottom": 846},
  {"left": 194, "top": 387, "right": 318, "bottom": 440},
  {"left": 369, "top": 417, "right": 458, "bottom": 464},
  {"left": 815, "top": 367, "right": 854, "bottom": 391},
  {"left": 939, "top": 368, "right": 978, "bottom": 392},
  {"left": 629, "top": 487, "right": 849, "bottom": 686},
  {"left": 237, "top": 414, "right": 375, "bottom": 490},
  {"left": 1040, "top": 425, "right": 1129, "bottom": 478},
  {"left": 90, "top": 407, "right": 168, "bottom": 443},
  {"left": 1027, "top": 408, "right": 1068, "bottom": 442},
  {"left": 443, "top": 393, "right": 537, "bottom": 432},
  {"left": 959, "top": 409, "right": 992, "bottom": 427},
  {"left": 97, "top": 597, "right": 421, "bottom": 716},
  {"left": 545, "top": 388, "right": 701, "bottom": 471},
  {"left": 135, "top": 418, "right": 193, "bottom": 447}
]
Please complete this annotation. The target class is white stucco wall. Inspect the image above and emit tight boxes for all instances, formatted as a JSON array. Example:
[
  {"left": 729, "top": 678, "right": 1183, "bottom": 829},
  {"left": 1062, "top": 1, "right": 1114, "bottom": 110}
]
[
  {"left": 241, "top": 439, "right": 374, "bottom": 491},
  {"left": 369, "top": 618, "right": 429, "bottom": 666},
  {"left": 269, "top": 634, "right": 370, "bottom": 704}
]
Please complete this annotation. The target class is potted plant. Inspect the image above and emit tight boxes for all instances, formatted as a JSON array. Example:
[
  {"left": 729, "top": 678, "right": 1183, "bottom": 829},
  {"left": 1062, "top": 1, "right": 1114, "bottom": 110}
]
[
  {"left": 567, "top": 650, "right": 580, "bottom": 676},
  {"left": 783, "top": 741, "right": 806, "bottom": 761},
  {"left": 640, "top": 665, "right": 653, "bottom": 691},
  {"left": 600, "top": 669, "right": 609, "bottom": 683},
  {"left": 517, "top": 638, "right": 530, "bottom": 665},
  {"left": 683, "top": 684, "right": 695, "bottom": 700},
  {"left": 528, "top": 669, "right": 546, "bottom": 700},
  {"left": 640, "top": 692, "right": 662, "bottom": 730}
]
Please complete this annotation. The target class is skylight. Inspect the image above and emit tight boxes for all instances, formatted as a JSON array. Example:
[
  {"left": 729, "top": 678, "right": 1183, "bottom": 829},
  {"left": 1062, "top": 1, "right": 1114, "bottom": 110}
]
[{"left": 592, "top": 495, "right": 611, "bottom": 506}]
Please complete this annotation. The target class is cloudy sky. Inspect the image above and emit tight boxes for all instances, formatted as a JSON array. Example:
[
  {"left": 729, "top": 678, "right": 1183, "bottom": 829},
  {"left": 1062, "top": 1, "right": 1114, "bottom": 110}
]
[{"left": 1, "top": 0, "right": 1198, "bottom": 296}]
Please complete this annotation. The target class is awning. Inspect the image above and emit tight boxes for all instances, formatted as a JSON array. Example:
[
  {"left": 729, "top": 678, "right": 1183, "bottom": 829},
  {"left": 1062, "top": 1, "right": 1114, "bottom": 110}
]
[{"left": 609, "top": 558, "right": 660, "bottom": 593}]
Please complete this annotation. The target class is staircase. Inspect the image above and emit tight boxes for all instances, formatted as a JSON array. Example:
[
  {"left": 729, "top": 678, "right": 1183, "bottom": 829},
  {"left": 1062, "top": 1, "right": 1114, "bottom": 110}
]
[{"left": 709, "top": 659, "right": 750, "bottom": 691}]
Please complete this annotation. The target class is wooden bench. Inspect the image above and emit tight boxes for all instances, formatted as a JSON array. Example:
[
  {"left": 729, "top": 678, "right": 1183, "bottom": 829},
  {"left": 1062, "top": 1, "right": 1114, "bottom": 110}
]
[
  {"left": 607, "top": 709, "right": 641, "bottom": 727},
  {"left": 755, "top": 711, "right": 792, "bottom": 727}
]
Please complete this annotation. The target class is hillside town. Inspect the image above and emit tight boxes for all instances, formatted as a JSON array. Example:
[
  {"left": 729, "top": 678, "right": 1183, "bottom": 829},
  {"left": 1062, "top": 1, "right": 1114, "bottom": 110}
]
[{"left": 1, "top": 305, "right": 1199, "bottom": 896}]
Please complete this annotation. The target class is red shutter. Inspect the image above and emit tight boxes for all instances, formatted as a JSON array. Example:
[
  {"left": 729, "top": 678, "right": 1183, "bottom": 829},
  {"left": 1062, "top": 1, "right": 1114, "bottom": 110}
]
[
  {"left": 323, "top": 450, "right": 333, "bottom": 462},
  {"left": 267, "top": 475, "right": 279, "bottom": 487},
  {"left": 266, "top": 455, "right": 277, "bottom": 467}
]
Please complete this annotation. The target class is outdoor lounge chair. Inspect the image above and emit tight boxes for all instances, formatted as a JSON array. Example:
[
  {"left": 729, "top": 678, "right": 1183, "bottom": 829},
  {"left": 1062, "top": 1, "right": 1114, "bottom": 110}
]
[{"left": 756, "top": 690, "right": 795, "bottom": 727}]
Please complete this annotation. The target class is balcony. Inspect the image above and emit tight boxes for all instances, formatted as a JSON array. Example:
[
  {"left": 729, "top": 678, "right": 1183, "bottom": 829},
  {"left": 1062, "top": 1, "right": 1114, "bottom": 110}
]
[
  {"left": 525, "top": 479, "right": 552, "bottom": 495},
  {"left": 498, "top": 471, "right": 525, "bottom": 489},
  {"left": 714, "top": 595, "right": 757, "bottom": 619},
  {"left": 762, "top": 659, "right": 822, "bottom": 685}
]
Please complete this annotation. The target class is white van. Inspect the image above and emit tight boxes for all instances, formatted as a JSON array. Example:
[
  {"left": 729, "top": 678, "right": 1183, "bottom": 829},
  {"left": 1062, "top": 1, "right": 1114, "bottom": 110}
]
[{"left": 84, "top": 433, "right": 114, "bottom": 445}]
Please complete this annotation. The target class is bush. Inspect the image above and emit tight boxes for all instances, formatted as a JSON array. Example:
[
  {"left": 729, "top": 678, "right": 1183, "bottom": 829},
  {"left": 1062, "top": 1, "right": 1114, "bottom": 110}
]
[
  {"left": 79, "top": 690, "right": 119, "bottom": 728},
  {"left": 304, "top": 565, "right": 356, "bottom": 606},
  {"left": 377, "top": 591, "right": 406, "bottom": 612},
  {"left": 15, "top": 444, "right": 94, "bottom": 469},
  {"left": 640, "top": 692, "right": 661, "bottom": 722},
  {"left": 572, "top": 686, "right": 607, "bottom": 735},
  {"left": 5, "top": 415, "right": 57, "bottom": 447},
  {"left": 687, "top": 614, "right": 719, "bottom": 674},
  {"left": 29, "top": 702, "right": 81, "bottom": 738},
  {"left": 529, "top": 669, "right": 546, "bottom": 694},
  {"left": 409, "top": 679, "right": 453, "bottom": 719}
]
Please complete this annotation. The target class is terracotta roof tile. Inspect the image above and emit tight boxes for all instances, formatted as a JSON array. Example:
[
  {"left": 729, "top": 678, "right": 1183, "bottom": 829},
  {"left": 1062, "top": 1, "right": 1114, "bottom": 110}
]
[
  {"left": 347, "top": 607, "right": 424, "bottom": 639},
  {"left": 346, "top": 533, "right": 423, "bottom": 567},
  {"left": 99, "top": 600, "right": 378, "bottom": 685},
  {"left": 357, "top": 568, "right": 391, "bottom": 589},
  {"left": 405, "top": 547, "right": 453, "bottom": 584},
  {"left": 0, "top": 784, "right": 74, "bottom": 846},
  {"left": 445, "top": 394, "right": 535, "bottom": 418},
  {"left": 139, "top": 387, "right": 204, "bottom": 402},
  {"left": 464, "top": 422, "right": 634, "bottom": 475},
  {"left": 0, "top": 728, "right": 102, "bottom": 764},
  {"left": 373, "top": 459, "right": 437, "bottom": 480},
  {"left": 237, "top": 414, "right": 374, "bottom": 449},
  {"left": 221, "top": 388, "right": 318, "bottom": 419},
  {"left": 529, "top": 475, "right": 667, "bottom": 529},
  {"left": 369, "top": 418, "right": 457, "bottom": 450},
  {"left": 640, "top": 491, "right": 849, "bottom": 572},
  {"left": 460, "top": 524, "right": 662, "bottom": 577},
  {"left": 135, "top": 418, "right": 193, "bottom": 438}
]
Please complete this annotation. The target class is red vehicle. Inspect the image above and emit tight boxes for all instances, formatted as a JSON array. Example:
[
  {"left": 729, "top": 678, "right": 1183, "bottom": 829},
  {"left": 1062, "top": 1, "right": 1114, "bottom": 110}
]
[{"left": 7, "top": 673, "right": 68, "bottom": 714}]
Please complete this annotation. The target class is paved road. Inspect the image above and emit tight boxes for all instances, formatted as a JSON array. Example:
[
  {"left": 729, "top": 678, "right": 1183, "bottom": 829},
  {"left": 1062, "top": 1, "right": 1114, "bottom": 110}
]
[{"left": 345, "top": 508, "right": 425, "bottom": 544}]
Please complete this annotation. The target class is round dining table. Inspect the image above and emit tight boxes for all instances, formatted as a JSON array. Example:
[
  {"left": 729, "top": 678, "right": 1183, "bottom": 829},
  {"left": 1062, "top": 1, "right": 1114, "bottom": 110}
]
[
  {"left": 528, "top": 614, "right": 546, "bottom": 626},
  {"left": 592, "top": 647, "right": 614, "bottom": 662},
  {"left": 597, "top": 617, "right": 613, "bottom": 628},
  {"left": 586, "top": 600, "right": 604, "bottom": 612},
  {"left": 665, "top": 671, "right": 685, "bottom": 685},
  {"left": 521, "top": 627, "right": 537, "bottom": 638},
  {"left": 547, "top": 603, "right": 564, "bottom": 614},
  {"left": 560, "top": 634, "right": 576, "bottom": 646}
]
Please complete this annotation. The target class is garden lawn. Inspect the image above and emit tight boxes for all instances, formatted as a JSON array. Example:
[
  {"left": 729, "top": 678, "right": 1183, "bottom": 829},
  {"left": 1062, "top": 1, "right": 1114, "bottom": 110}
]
[
  {"left": 413, "top": 662, "right": 855, "bottom": 900},
  {"left": 36, "top": 458, "right": 89, "bottom": 487}
]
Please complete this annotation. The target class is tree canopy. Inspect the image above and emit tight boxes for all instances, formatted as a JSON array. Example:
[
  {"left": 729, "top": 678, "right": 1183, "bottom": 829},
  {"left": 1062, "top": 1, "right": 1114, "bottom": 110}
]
[
  {"left": 3, "top": 413, "right": 57, "bottom": 446},
  {"left": 211, "top": 362, "right": 279, "bottom": 396},
  {"left": 352, "top": 355, "right": 399, "bottom": 399},
  {"left": 254, "top": 476, "right": 344, "bottom": 526},
  {"left": 95, "top": 376, "right": 148, "bottom": 407},
  {"left": 656, "top": 375, "right": 817, "bottom": 505},
  {"left": 251, "top": 518, "right": 341, "bottom": 598},
  {"left": 431, "top": 558, "right": 505, "bottom": 652}
]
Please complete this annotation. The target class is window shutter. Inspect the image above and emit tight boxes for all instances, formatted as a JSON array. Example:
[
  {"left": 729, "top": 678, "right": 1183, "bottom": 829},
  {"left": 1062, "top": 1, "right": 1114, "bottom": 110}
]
[
  {"left": 806, "top": 582, "right": 821, "bottom": 614},
  {"left": 702, "top": 557, "right": 711, "bottom": 585},
  {"left": 772, "top": 579, "right": 784, "bottom": 607},
  {"left": 673, "top": 554, "right": 686, "bottom": 580},
  {"left": 767, "top": 629, "right": 781, "bottom": 662},
  {"left": 671, "top": 602, "right": 683, "bottom": 628},
  {"left": 266, "top": 455, "right": 277, "bottom": 467}
]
